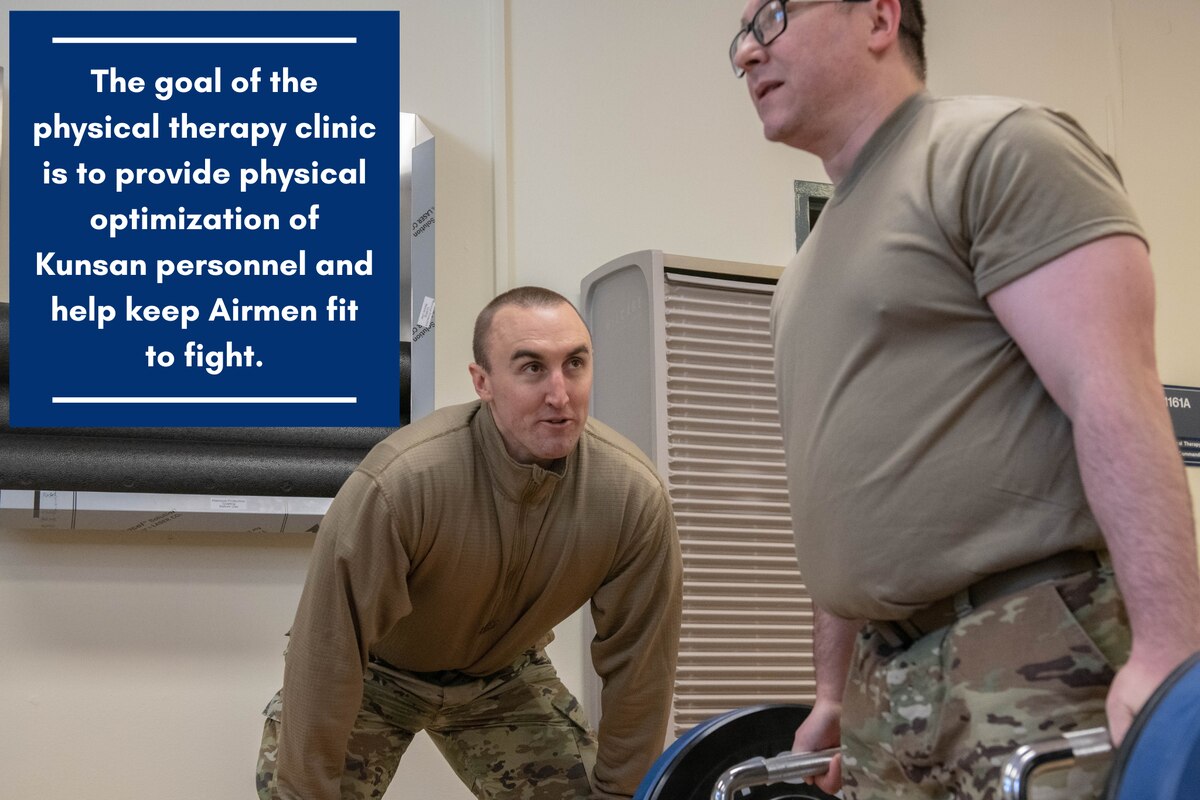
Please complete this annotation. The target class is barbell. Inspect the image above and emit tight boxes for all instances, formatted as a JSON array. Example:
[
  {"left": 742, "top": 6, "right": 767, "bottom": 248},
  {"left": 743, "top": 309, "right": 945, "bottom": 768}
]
[{"left": 635, "top": 652, "right": 1200, "bottom": 800}]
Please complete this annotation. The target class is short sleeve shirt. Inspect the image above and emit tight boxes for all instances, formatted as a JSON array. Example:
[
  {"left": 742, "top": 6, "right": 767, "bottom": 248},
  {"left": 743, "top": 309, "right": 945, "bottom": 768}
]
[{"left": 770, "top": 93, "right": 1144, "bottom": 620}]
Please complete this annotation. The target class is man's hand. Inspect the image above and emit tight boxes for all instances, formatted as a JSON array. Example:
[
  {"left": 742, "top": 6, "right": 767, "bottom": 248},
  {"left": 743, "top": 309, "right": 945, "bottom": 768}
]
[
  {"left": 1106, "top": 645, "right": 1197, "bottom": 746},
  {"left": 792, "top": 696, "right": 843, "bottom": 795}
]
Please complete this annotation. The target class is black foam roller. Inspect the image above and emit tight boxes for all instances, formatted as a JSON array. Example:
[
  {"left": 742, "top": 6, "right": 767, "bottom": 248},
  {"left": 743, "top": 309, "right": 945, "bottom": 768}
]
[{"left": 0, "top": 433, "right": 368, "bottom": 496}]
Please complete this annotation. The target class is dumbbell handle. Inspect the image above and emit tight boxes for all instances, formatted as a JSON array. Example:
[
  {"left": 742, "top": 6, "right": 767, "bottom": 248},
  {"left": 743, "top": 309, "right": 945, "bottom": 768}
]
[
  {"left": 710, "top": 747, "right": 840, "bottom": 800},
  {"left": 1000, "top": 726, "right": 1111, "bottom": 800}
]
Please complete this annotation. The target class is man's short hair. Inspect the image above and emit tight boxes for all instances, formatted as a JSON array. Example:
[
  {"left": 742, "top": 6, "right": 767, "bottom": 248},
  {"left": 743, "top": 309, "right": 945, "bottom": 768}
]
[
  {"left": 472, "top": 286, "right": 585, "bottom": 370},
  {"left": 898, "top": 0, "right": 927, "bottom": 82}
]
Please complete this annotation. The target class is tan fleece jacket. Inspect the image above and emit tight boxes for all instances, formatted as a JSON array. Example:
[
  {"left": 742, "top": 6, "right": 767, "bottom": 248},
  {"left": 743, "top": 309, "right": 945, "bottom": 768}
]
[{"left": 275, "top": 401, "right": 682, "bottom": 799}]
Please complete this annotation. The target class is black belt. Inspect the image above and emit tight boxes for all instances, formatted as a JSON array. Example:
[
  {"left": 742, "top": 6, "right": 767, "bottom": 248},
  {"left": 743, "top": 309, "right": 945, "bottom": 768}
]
[
  {"left": 370, "top": 648, "right": 543, "bottom": 687},
  {"left": 872, "top": 549, "right": 1104, "bottom": 650}
]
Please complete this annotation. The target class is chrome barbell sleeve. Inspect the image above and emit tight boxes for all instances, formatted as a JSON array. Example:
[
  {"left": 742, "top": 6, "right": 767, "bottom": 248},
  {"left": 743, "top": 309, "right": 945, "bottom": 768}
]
[
  {"left": 711, "top": 747, "right": 840, "bottom": 800},
  {"left": 1000, "top": 727, "right": 1111, "bottom": 800}
]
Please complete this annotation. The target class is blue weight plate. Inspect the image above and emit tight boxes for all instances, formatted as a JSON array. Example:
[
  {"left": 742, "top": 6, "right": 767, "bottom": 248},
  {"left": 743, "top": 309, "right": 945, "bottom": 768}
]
[
  {"left": 634, "top": 704, "right": 836, "bottom": 800},
  {"left": 1105, "top": 651, "right": 1200, "bottom": 800}
]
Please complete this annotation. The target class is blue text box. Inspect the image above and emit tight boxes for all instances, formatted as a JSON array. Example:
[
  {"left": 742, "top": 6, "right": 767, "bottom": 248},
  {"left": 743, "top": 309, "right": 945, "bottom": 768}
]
[{"left": 10, "top": 11, "right": 400, "bottom": 426}]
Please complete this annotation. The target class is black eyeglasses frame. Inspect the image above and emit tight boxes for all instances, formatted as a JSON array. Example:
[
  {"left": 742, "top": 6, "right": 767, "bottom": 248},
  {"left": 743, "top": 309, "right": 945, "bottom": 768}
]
[{"left": 730, "top": 0, "right": 872, "bottom": 78}]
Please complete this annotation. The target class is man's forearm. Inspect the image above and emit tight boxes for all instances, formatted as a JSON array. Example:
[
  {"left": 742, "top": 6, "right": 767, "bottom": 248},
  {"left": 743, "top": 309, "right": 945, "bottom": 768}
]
[
  {"left": 812, "top": 608, "right": 861, "bottom": 704},
  {"left": 1071, "top": 375, "right": 1200, "bottom": 744},
  {"left": 1072, "top": 385, "right": 1200, "bottom": 657},
  {"left": 790, "top": 606, "right": 860, "bottom": 789}
]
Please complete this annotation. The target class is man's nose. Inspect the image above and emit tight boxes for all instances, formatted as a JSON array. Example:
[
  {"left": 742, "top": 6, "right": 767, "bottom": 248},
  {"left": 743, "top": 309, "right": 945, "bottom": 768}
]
[
  {"left": 544, "top": 370, "right": 569, "bottom": 406},
  {"left": 733, "top": 33, "right": 766, "bottom": 76}
]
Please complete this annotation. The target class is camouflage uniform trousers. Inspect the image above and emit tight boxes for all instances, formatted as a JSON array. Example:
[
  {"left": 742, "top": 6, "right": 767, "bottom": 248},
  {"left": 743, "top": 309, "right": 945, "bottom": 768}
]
[
  {"left": 840, "top": 559, "right": 1131, "bottom": 800},
  {"left": 256, "top": 648, "right": 598, "bottom": 800}
]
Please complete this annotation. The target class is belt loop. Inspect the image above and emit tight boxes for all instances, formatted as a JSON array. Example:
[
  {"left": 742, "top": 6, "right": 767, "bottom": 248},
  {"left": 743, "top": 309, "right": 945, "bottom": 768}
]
[{"left": 953, "top": 588, "right": 972, "bottom": 620}]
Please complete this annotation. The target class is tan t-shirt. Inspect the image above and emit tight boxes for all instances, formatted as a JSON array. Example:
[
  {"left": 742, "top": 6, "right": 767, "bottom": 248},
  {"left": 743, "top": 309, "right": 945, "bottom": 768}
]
[{"left": 771, "top": 92, "right": 1144, "bottom": 621}]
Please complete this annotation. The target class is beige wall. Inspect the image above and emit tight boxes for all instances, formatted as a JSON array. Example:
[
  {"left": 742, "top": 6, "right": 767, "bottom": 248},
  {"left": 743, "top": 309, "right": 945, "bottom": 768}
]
[
  {"left": 1, "top": 1, "right": 1198, "bottom": 798},
  {"left": 0, "top": 2, "right": 493, "bottom": 798}
]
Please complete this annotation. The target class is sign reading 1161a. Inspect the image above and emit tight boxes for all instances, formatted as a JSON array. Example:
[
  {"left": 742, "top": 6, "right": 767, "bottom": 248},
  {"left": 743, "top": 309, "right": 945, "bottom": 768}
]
[
  {"left": 9, "top": 11, "right": 400, "bottom": 426},
  {"left": 1166, "top": 385, "right": 1200, "bottom": 467}
]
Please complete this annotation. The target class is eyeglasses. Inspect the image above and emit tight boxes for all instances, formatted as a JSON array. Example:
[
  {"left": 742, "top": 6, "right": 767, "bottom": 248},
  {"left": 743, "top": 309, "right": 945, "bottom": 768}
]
[{"left": 730, "top": 0, "right": 869, "bottom": 78}]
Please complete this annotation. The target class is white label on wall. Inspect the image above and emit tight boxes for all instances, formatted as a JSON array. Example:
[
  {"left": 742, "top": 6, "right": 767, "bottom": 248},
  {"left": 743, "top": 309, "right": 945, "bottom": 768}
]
[{"left": 417, "top": 296, "right": 436, "bottom": 328}]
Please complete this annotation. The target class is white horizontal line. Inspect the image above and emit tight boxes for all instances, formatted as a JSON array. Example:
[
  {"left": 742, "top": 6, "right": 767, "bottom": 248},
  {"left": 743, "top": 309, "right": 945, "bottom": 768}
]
[
  {"left": 51, "top": 37, "right": 356, "bottom": 44},
  {"left": 51, "top": 397, "right": 357, "bottom": 404}
]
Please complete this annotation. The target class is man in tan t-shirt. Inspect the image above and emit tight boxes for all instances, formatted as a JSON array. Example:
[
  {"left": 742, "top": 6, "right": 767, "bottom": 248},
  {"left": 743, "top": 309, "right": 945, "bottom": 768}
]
[{"left": 730, "top": 1, "right": 1200, "bottom": 798}]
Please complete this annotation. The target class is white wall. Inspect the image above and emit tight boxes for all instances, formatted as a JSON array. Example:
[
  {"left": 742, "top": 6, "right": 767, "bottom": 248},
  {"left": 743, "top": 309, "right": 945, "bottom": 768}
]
[{"left": 2, "top": 2, "right": 1198, "bottom": 798}]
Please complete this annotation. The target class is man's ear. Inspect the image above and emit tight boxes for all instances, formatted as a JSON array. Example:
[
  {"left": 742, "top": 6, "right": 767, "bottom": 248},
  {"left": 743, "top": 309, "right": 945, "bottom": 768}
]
[
  {"left": 867, "top": 0, "right": 903, "bottom": 54},
  {"left": 468, "top": 362, "right": 492, "bottom": 402}
]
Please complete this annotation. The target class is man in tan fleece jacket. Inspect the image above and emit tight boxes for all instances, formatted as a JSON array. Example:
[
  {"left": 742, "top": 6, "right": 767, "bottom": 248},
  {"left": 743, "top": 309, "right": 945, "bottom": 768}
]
[{"left": 256, "top": 286, "right": 682, "bottom": 800}]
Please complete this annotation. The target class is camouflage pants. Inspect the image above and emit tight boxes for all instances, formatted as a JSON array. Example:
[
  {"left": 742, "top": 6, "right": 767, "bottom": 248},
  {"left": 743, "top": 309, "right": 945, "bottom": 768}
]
[
  {"left": 841, "top": 560, "right": 1130, "bottom": 800},
  {"left": 256, "top": 649, "right": 598, "bottom": 799}
]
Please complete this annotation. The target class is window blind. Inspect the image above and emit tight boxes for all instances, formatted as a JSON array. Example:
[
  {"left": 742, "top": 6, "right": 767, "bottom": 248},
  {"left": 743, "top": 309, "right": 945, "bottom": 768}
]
[{"left": 662, "top": 272, "right": 816, "bottom": 735}]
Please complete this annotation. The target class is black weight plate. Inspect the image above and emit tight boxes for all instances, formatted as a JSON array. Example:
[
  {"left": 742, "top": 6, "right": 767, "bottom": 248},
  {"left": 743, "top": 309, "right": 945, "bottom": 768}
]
[{"left": 635, "top": 704, "right": 837, "bottom": 800}]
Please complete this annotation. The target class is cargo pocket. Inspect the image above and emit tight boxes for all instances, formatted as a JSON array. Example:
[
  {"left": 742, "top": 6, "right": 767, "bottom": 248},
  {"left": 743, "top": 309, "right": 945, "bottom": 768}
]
[
  {"left": 947, "top": 577, "right": 1115, "bottom": 726},
  {"left": 549, "top": 688, "right": 598, "bottom": 794},
  {"left": 550, "top": 689, "right": 594, "bottom": 740},
  {"left": 1052, "top": 565, "right": 1130, "bottom": 672},
  {"left": 549, "top": 686, "right": 597, "bottom": 772}
]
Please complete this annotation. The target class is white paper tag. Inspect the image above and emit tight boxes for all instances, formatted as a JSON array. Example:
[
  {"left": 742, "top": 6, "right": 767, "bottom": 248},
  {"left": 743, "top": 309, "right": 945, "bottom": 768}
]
[
  {"left": 417, "top": 296, "right": 435, "bottom": 328},
  {"left": 210, "top": 497, "right": 248, "bottom": 511}
]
